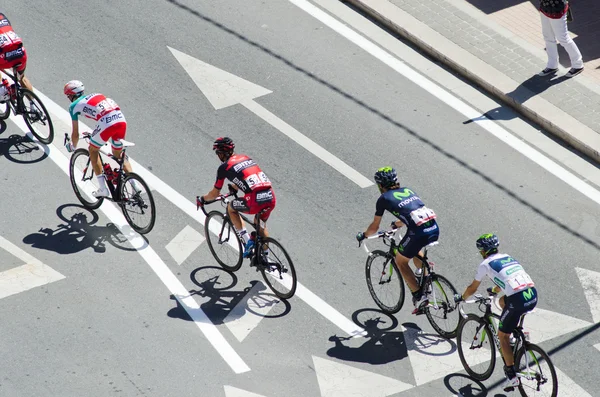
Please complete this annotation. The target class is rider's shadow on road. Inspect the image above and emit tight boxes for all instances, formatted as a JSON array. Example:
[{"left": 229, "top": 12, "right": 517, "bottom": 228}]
[
  {"left": 327, "top": 308, "right": 408, "bottom": 365},
  {"left": 167, "top": 266, "right": 290, "bottom": 323},
  {"left": 23, "top": 204, "right": 136, "bottom": 254}
]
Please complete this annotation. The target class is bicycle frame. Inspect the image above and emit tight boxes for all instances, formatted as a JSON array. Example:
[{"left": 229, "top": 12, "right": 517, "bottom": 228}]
[
  {"left": 360, "top": 228, "right": 451, "bottom": 312},
  {"left": 459, "top": 295, "right": 538, "bottom": 381},
  {"left": 65, "top": 132, "right": 129, "bottom": 202}
]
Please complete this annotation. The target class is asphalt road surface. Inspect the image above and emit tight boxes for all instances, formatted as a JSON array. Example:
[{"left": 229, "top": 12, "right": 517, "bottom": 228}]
[{"left": 1, "top": 0, "right": 598, "bottom": 396}]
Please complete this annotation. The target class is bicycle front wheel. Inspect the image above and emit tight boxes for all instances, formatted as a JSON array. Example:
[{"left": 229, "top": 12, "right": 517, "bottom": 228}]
[
  {"left": 365, "top": 250, "right": 405, "bottom": 314},
  {"left": 204, "top": 211, "right": 243, "bottom": 272},
  {"left": 257, "top": 237, "right": 297, "bottom": 299},
  {"left": 20, "top": 88, "right": 54, "bottom": 144},
  {"left": 120, "top": 172, "right": 156, "bottom": 234},
  {"left": 457, "top": 313, "right": 496, "bottom": 381},
  {"left": 424, "top": 274, "right": 460, "bottom": 339},
  {"left": 515, "top": 343, "right": 557, "bottom": 397},
  {"left": 69, "top": 148, "right": 103, "bottom": 209}
]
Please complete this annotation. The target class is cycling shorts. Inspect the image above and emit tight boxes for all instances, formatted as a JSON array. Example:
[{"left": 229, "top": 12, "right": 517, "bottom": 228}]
[
  {"left": 499, "top": 287, "right": 538, "bottom": 334},
  {"left": 89, "top": 120, "right": 127, "bottom": 150},
  {"left": 231, "top": 188, "right": 276, "bottom": 222},
  {"left": 395, "top": 221, "right": 439, "bottom": 259},
  {"left": 0, "top": 45, "right": 26, "bottom": 75}
]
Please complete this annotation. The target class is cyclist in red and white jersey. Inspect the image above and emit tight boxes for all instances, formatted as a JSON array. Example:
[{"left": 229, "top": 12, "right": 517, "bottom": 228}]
[
  {"left": 0, "top": 12, "right": 33, "bottom": 96},
  {"left": 64, "top": 80, "right": 134, "bottom": 198},
  {"left": 199, "top": 137, "right": 276, "bottom": 257}
]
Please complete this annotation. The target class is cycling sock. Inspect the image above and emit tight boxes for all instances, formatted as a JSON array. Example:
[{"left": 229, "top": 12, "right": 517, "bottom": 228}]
[
  {"left": 97, "top": 174, "right": 107, "bottom": 188},
  {"left": 238, "top": 228, "right": 250, "bottom": 244}
]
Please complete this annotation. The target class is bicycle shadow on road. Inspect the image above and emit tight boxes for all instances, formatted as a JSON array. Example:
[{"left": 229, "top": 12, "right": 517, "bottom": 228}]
[
  {"left": 0, "top": 126, "right": 47, "bottom": 164},
  {"left": 22, "top": 204, "right": 136, "bottom": 254},
  {"left": 167, "top": 266, "right": 290, "bottom": 323},
  {"left": 327, "top": 308, "right": 407, "bottom": 365},
  {"left": 443, "top": 373, "right": 505, "bottom": 397}
]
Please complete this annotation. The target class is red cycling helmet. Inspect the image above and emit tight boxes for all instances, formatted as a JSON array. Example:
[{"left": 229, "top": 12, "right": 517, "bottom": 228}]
[{"left": 213, "top": 137, "right": 235, "bottom": 153}]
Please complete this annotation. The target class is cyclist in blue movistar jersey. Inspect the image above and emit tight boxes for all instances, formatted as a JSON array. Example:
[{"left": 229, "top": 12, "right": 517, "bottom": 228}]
[
  {"left": 454, "top": 233, "right": 538, "bottom": 392},
  {"left": 356, "top": 167, "right": 440, "bottom": 314}
]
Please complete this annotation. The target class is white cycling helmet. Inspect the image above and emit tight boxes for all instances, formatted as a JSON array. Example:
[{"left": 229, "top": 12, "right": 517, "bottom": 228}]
[{"left": 63, "top": 80, "right": 85, "bottom": 96}]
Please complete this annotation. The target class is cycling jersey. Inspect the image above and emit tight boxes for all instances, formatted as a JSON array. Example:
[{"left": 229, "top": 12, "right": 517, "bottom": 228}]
[
  {"left": 215, "top": 154, "right": 272, "bottom": 194},
  {"left": 376, "top": 187, "right": 439, "bottom": 258},
  {"left": 215, "top": 154, "right": 275, "bottom": 221},
  {"left": 69, "top": 93, "right": 127, "bottom": 150},
  {"left": 0, "top": 13, "right": 26, "bottom": 73},
  {"left": 375, "top": 187, "right": 437, "bottom": 231},
  {"left": 475, "top": 253, "right": 535, "bottom": 297}
]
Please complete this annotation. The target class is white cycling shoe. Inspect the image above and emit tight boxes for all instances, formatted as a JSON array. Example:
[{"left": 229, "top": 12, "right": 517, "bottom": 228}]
[
  {"left": 92, "top": 186, "right": 111, "bottom": 198},
  {"left": 503, "top": 376, "right": 520, "bottom": 392}
]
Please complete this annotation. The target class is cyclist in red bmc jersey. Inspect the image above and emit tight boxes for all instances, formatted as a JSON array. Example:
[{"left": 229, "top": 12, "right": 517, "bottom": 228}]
[
  {"left": 0, "top": 12, "right": 33, "bottom": 94},
  {"left": 199, "top": 137, "right": 276, "bottom": 257}
]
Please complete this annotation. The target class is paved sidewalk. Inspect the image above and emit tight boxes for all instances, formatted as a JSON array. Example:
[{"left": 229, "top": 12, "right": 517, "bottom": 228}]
[{"left": 346, "top": 0, "right": 600, "bottom": 163}]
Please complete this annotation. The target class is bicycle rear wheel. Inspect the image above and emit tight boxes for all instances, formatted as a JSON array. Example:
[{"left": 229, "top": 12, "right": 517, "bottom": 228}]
[
  {"left": 365, "top": 250, "right": 404, "bottom": 314},
  {"left": 20, "top": 88, "right": 54, "bottom": 144},
  {"left": 424, "top": 274, "right": 460, "bottom": 338},
  {"left": 257, "top": 237, "right": 297, "bottom": 299},
  {"left": 456, "top": 313, "right": 496, "bottom": 381},
  {"left": 120, "top": 172, "right": 156, "bottom": 234},
  {"left": 515, "top": 343, "right": 557, "bottom": 397},
  {"left": 204, "top": 211, "right": 243, "bottom": 272},
  {"left": 69, "top": 148, "right": 103, "bottom": 209}
]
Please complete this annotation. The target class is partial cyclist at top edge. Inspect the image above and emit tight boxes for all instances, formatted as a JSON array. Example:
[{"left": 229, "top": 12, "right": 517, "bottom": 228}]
[
  {"left": 199, "top": 137, "right": 276, "bottom": 259},
  {"left": 64, "top": 80, "right": 137, "bottom": 198},
  {"left": 454, "top": 233, "right": 538, "bottom": 392},
  {"left": 357, "top": 166, "right": 440, "bottom": 314},
  {"left": 0, "top": 11, "right": 33, "bottom": 102}
]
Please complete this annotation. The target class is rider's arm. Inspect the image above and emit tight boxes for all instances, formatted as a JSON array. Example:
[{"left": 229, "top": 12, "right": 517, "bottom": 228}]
[
  {"left": 461, "top": 279, "right": 481, "bottom": 300},
  {"left": 71, "top": 119, "right": 80, "bottom": 148},
  {"left": 391, "top": 219, "right": 405, "bottom": 228},
  {"left": 202, "top": 187, "right": 221, "bottom": 202},
  {"left": 364, "top": 215, "right": 382, "bottom": 237}
]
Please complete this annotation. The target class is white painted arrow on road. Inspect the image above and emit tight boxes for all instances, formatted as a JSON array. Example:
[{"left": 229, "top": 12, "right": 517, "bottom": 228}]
[
  {"left": 224, "top": 385, "right": 267, "bottom": 397},
  {"left": 575, "top": 267, "right": 600, "bottom": 323},
  {"left": 168, "top": 46, "right": 373, "bottom": 189},
  {"left": 312, "top": 356, "right": 413, "bottom": 396}
]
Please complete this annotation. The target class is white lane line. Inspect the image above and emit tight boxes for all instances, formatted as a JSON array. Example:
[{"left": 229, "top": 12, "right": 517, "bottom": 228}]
[
  {"left": 166, "top": 225, "right": 205, "bottom": 266},
  {"left": 33, "top": 88, "right": 367, "bottom": 339},
  {"left": 288, "top": 0, "right": 600, "bottom": 207},
  {"left": 224, "top": 282, "right": 280, "bottom": 342},
  {"left": 7, "top": 102, "right": 250, "bottom": 374}
]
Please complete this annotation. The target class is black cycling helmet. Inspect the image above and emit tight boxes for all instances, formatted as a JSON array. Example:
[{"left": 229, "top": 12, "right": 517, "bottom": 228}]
[
  {"left": 476, "top": 233, "right": 499, "bottom": 256},
  {"left": 374, "top": 166, "right": 399, "bottom": 189},
  {"left": 213, "top": 137, "right": 235, "bottom": 154}
]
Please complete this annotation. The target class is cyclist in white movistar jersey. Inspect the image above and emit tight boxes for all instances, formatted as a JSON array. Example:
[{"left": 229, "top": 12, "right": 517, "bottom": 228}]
[
  {"left": 63, "top": 80, "right": 134, "bottom": 198},
  {"left": 454, "top": 234, "right": 538, "bottom": 392}
]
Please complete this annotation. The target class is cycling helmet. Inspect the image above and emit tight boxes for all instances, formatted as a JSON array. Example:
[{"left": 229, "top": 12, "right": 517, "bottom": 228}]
[
  {"left": 374, "top": 166, "right": 398, "bottom": 188},
  {"left": 213, "top": 137, "right": 235, "bottom": 153},
  {"left": 64, "top": 80, "right": 85, "bottom": 96},
  {"left": 476, "top": 233, "right": 499, "bottom": 255}
]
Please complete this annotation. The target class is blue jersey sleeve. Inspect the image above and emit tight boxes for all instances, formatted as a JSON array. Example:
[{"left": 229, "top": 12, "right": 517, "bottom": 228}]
[{"left": 375, "top": 195, "right": 386, "bottom": 217}]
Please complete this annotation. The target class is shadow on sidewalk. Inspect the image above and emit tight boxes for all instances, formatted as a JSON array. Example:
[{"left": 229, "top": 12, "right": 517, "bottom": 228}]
[{"left": 465, "top": 0, "right": 600, "bottom": 65}]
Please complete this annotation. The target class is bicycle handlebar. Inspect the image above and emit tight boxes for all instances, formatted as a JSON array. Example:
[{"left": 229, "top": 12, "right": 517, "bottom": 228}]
[
  {"left": 359, "top": 228, "right": 401, "bottom": 254},
  {"left": 196, "top": 184, "right": 239, "bottom": 216}
]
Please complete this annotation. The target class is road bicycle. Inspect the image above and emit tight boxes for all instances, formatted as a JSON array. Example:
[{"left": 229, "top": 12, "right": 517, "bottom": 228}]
[
  {"left": 196, "top": 185, "right": 297, "bottom": 299},
  {"left": 456, "top": 292, "right": 557, "bottom": 396},
  {"left": 359, "top": 228, "right": 460, "bottom": 338},
  {"left": 0, "top": 69, "right": 54, "bottom": 144},
  {"left": 65, "top": 132, "right": 156, "bottom": 234}
]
